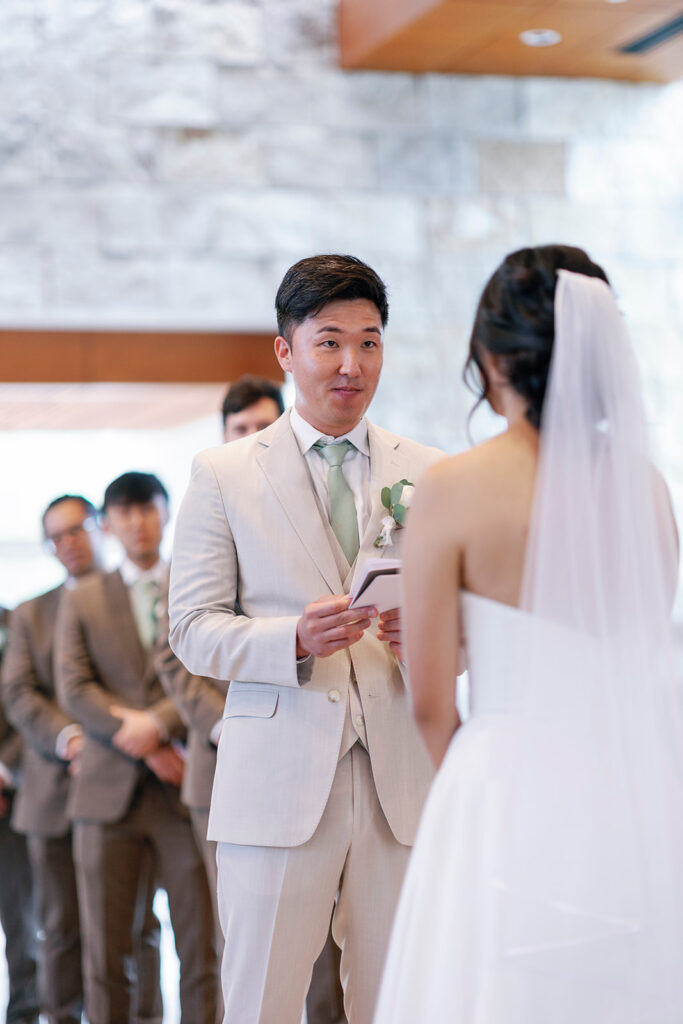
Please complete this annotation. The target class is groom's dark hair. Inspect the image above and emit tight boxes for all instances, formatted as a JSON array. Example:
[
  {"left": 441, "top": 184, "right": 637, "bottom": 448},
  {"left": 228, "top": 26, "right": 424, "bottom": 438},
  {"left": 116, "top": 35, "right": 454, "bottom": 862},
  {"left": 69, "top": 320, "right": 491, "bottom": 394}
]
[{"left": 275, "top": 254, "right": 389, "bottom": 342}]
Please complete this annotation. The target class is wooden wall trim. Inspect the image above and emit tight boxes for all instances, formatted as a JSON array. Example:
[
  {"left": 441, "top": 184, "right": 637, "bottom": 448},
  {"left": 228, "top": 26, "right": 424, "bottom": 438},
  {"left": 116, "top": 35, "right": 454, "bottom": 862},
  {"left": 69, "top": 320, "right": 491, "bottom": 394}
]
[{"left": 0, "top": 330, "right": 282, "bottom": 384}]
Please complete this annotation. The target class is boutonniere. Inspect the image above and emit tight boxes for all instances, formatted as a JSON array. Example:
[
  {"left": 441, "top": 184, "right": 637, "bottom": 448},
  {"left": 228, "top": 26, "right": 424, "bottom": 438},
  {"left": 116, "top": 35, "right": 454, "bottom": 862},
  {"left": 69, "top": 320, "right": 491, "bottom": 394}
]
[{"left": 374, "top": 479, "right": 416, "bottom": 548}]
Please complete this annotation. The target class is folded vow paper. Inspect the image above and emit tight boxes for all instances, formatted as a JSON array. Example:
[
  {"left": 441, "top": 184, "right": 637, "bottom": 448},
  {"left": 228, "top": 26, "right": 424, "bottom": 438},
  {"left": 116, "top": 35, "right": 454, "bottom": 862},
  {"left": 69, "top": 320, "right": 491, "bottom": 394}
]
[{"left": 349, "top": 558, "right": 402, "bottom": 614}]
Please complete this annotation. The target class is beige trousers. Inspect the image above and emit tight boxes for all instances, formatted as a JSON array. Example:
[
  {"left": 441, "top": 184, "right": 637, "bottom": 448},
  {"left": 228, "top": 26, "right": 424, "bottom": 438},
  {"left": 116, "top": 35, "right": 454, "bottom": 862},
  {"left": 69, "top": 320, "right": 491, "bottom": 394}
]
[{"left": 216, "top": 744, "right": 411, "bottom": 1024}]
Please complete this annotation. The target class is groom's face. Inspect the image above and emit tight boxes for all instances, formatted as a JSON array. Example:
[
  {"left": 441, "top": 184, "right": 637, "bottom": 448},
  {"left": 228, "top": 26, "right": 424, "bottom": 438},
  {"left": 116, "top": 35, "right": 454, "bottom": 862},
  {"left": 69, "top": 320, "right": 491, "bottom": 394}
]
[{"left": 274, "top": 298, "right": 383, "bottom": 437}]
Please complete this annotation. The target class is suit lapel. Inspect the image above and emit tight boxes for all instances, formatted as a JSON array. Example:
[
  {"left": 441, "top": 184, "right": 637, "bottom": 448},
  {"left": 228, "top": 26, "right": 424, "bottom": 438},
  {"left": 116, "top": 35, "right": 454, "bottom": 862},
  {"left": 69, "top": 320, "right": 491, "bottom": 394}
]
[
  {"left": 103, "top": 571, "right": 148, "bottom": 678},
  {"left": 357, "top": 422, "right": 406, "bottom": 564},
  {"left": 256, "top": 413, "right": 343, "bottom": 594}
]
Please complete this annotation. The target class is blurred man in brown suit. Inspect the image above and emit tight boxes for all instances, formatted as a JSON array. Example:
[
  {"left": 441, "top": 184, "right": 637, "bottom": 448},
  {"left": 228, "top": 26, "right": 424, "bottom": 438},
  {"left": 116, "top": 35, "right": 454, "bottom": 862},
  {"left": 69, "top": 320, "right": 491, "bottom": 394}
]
[
  {"left": 2, "top": 497, "right": 163, "bottom": 1024},
  {"left": 56, "top": 473, "right": 216, "bottom": 1024},
  {"left": 0, "top": 607, "right": 40, "bottom": 1024}
]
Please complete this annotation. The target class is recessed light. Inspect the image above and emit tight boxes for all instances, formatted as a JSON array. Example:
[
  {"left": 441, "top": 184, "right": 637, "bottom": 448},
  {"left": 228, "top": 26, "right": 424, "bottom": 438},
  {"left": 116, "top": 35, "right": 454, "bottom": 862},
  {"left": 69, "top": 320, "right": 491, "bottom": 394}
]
[
  {"left": 605, "top": 0, "right": 628, "bottom": 4},
  {"left": 519, "top": 28, "right": 563, "bottom": 47}
]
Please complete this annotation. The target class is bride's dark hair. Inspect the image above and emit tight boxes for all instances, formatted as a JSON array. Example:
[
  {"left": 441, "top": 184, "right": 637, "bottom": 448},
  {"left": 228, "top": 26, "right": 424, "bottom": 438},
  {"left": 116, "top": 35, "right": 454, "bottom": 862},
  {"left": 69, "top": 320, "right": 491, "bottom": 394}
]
[{"left": 465, "top": 244, "right": 609, "bottom": 428}]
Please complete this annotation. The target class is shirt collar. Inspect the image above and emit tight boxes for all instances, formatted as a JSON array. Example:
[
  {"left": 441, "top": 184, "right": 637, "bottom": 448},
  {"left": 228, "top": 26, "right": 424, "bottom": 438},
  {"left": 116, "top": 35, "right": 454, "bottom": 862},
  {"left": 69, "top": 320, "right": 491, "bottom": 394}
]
[
  {"left": 290, "top": 407, "right": 369, "bottom": 457},
  {"left": 119, "top": 558, "right": 167, "bottom": 588}
]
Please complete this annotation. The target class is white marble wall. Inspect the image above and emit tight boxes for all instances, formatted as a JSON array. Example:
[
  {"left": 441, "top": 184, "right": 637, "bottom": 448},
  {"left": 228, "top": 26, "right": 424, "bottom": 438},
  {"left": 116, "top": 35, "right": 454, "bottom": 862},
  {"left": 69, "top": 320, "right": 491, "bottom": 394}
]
[{"left": 1, "top": 0, "right": 682, "bottom": 463}]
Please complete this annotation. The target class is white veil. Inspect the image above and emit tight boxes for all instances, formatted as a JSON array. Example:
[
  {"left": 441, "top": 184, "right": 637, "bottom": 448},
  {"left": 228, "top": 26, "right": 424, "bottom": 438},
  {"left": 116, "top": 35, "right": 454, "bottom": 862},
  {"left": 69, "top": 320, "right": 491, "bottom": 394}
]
[{"left": 496, "top": 270, "right": 683, "bottom": 1021}]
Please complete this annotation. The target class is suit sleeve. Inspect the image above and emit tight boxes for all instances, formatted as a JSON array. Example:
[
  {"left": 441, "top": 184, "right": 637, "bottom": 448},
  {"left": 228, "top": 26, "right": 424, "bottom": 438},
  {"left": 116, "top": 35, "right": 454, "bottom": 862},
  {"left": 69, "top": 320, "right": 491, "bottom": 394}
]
[
  {"left": 155, "top": 621, "right": 225, "bottom": 743},
  {"left": 2, "top": 606, "right": 73, "bottom": 760},
  {"left": 169, "top": 451, "right": 302, "bottom": 688},
  {"left": 55, "top": 589, "right": 123, "bottom": 742}
]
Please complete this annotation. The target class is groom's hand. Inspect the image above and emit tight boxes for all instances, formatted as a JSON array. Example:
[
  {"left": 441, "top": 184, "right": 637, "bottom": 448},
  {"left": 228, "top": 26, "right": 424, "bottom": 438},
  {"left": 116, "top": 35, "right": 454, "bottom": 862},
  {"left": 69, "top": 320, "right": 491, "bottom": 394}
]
[
  {"left": 296, "top": 595, "right": 377, "bottom": 659},
  {"left": 377, "top": 607, "right": 404, "bottom": 662}
]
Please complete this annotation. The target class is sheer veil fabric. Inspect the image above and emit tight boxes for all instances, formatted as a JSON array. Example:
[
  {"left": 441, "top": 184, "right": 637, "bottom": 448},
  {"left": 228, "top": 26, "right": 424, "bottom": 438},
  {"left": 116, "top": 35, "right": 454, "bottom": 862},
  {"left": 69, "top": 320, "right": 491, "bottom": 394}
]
[
  {"left": 374, "top": 271, "right": 683, "bottom": 1023},
  {"left": 498, "top": 270, "right": 683, "bottom": 1020}
]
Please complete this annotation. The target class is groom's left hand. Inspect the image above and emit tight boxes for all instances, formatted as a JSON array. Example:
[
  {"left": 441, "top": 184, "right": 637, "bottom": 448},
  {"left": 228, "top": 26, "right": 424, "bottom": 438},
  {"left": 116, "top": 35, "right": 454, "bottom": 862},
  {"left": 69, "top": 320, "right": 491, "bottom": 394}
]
[{"left": 377, "top": 607, "right": 404, "bottom": 663}]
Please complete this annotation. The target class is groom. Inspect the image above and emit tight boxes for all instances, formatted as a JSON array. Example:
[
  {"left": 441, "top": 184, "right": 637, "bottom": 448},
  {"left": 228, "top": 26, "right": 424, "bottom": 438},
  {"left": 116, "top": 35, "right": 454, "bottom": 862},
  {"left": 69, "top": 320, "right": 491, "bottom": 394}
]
[{"left": 169, "top": 254, "right": 443, "bottom": 1024}]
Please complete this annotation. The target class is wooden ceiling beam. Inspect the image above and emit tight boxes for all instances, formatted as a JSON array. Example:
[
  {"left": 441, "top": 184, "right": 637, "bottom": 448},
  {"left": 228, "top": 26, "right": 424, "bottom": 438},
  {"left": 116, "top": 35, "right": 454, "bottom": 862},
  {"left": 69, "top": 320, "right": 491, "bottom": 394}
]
[
  {"left": 339, "top": 0, "right": 683, "bottom": 82},
  {"left": 0, "top": 330, "right": 282, "bottom": 384}
]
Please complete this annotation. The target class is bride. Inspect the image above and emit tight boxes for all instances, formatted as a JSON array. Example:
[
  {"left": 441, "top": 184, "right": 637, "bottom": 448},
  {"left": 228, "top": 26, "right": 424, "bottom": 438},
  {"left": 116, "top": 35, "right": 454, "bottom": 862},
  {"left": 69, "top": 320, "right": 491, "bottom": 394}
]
[{"left": 374, "top": 245, "right": 683, "bottom": 1023}]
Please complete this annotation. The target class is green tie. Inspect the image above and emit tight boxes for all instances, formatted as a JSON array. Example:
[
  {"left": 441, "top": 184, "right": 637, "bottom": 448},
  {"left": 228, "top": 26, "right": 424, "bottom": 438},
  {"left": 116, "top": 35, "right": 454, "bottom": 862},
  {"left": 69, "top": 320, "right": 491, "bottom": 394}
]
[
  {"left": 132, "top": 578, "right": 162, "bottom": 648},
  {"left": 313, "top": 439, "right": 360, "bottom": 565}
]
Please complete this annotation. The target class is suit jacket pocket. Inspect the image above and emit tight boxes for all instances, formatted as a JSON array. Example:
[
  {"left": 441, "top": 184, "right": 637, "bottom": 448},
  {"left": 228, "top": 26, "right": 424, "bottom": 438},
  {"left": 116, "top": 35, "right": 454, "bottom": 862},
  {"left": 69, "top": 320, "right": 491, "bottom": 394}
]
[{"left": 223, "top": 689, "right": 279, "bottom": 720}]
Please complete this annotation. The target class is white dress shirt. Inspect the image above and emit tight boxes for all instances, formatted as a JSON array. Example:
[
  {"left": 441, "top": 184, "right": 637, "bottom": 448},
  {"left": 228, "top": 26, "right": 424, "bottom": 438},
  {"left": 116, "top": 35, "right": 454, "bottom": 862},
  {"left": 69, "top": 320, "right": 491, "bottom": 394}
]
[{"left": 290, "top": 407, "right": 371, "bottom": 546}]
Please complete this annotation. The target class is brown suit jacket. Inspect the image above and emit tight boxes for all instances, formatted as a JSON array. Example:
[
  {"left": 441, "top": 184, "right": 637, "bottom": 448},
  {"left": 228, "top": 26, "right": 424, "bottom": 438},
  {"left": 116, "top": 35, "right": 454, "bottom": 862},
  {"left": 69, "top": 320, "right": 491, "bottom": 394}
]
[
  {"left": 55, "top": 569, "right": 186, "bottom": 824},
  {"left": 1, "top": 587, "right": 75, "bottom": 836},
  {"left": 155, "top": 618, "right": 228, "bottom": 811}
]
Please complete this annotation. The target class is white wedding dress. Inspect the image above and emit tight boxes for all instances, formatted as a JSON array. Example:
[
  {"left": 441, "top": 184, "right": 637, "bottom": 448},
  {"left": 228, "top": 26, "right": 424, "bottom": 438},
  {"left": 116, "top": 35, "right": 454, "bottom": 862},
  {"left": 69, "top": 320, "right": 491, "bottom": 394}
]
[{"left": 374, "top": 272, "right": 683, "bottom": 1024}]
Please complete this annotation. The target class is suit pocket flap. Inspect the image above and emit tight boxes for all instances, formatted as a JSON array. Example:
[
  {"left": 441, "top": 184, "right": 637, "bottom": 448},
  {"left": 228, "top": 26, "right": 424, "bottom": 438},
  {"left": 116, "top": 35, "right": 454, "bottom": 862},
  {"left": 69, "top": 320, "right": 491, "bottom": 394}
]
[{"left": 223, "top": 690, "right": 279, "bottom": 720}]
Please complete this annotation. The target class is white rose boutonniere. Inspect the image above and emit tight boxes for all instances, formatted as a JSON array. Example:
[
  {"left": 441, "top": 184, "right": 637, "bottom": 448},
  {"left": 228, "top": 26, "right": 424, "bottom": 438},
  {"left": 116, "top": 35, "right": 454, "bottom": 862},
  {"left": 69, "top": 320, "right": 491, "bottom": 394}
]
[{"left": 374, "top": 479, "right": 416, "bottom": 548}]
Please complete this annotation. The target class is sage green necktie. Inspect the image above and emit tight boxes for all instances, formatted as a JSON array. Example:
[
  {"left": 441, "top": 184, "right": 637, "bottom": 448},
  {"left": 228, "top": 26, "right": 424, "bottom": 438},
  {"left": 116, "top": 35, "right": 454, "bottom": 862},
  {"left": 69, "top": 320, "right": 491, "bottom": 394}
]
[
  {"left": 313, "top": 439, "right": 360, "bottom": 565},
  {"left": 132, "top": 578, "right": 162, "bottom": 648}
]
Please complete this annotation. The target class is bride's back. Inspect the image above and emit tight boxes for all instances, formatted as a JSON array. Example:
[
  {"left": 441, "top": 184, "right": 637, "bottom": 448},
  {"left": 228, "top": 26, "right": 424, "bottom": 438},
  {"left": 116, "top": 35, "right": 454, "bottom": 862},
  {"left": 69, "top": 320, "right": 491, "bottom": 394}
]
[{"left": 448, "top": 422, "right": 539, "bottom": 609}]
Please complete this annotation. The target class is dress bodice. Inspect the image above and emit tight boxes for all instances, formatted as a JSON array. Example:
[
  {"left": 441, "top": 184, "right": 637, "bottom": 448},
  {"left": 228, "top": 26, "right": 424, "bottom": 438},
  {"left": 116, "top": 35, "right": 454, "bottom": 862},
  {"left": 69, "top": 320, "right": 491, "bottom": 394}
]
[{"left": 460, "top": 591, "right": 590, "bottom": 718}]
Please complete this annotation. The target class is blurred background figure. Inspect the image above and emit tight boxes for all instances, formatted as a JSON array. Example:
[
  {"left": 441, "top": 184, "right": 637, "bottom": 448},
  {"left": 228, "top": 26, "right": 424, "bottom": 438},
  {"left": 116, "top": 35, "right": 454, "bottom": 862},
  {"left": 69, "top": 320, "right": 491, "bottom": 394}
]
[
  {"left": 221, "top": 376, "right": 285, "bottom": 443},
  {"left": 2, "top": 495, "right": 163, "bottom": 1024},
  {"left": 0, "top": 606, "right": 40, "bottom": 1024},
  {"left": 56, "top": 472, "right": 216, "bottom": 1024}
]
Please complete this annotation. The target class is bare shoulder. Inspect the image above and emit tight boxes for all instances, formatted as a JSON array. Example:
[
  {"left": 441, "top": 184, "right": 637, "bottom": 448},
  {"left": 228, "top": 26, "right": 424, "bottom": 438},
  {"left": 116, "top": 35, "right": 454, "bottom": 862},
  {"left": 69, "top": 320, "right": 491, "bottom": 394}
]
[
  {"left": 417, "top": 433, "right": 509, "bottom": 500},
  {"left": 413, "top": 431, "right": 534, "bottom": 537}
]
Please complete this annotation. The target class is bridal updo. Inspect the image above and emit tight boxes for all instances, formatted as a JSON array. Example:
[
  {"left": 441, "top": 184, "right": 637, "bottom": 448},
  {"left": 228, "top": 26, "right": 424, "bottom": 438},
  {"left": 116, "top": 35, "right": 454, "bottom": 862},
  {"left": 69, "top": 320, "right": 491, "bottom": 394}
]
[{"left": 466, "top": 244, "right": 609, "bottom": 428}]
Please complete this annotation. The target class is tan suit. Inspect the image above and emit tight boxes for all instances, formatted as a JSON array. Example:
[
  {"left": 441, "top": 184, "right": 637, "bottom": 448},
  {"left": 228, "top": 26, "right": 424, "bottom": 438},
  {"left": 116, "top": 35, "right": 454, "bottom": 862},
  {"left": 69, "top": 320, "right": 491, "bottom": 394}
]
[
  {"left": 56, "top": 569, "right": 217, "bottom": 1024},
  {"left": 0, "top": 655, "right": 40, "bottom": 1024},
  {"left": 2, "top": 585, "right": 163, "bottom": 1024},
  {"left": 169, "top": 412, "right": 443, "bottom": 1023}
]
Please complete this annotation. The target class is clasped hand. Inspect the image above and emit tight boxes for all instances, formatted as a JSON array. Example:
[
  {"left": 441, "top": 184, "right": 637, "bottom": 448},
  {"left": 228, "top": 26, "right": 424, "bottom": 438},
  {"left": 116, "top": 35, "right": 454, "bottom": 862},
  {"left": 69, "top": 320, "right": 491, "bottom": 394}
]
[
  {"left": 110, "top": 705, "right": 184, "bottom": 786},
  {"left": 296, "top": 595, "right": 404, "bottom": 661}
]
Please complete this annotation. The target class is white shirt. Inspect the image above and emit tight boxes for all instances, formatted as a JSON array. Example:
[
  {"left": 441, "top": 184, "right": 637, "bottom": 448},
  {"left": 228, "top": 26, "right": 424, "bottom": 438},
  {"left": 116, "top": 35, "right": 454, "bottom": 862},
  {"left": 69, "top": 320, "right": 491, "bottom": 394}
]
[{"left": 290, "top": 407, "right": 371, "bottom": 545}]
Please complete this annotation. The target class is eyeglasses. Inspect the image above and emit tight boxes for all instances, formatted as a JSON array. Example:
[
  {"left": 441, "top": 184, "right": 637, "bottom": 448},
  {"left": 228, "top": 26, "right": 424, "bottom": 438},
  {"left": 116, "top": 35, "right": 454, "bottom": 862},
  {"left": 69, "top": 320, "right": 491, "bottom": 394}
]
[{"left": 43, "top": 517, "right": 97, "bottom": 555}]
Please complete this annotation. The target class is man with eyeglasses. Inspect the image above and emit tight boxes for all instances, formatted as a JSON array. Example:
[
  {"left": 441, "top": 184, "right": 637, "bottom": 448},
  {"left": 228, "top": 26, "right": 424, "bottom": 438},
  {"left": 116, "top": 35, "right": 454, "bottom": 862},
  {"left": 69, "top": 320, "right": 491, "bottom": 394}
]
[{"left": 2, "top": 494, "right": 164, "bottom": 1024}]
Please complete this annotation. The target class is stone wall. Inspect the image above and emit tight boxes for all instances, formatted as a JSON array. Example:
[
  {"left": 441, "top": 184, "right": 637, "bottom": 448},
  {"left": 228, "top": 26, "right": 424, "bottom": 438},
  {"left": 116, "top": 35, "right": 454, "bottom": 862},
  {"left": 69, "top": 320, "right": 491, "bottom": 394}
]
[{"left": 1, "top": 0, "right": 682, "bottom": 465}]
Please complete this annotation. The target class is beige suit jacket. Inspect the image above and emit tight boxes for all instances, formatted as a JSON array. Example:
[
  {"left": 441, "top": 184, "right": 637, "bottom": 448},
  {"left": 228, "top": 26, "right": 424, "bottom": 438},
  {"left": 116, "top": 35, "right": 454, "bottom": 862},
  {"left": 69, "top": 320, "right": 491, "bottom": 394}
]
[
  {"left": 56, "top": 569, "right": 186, "bottom": 823},
  {"left": 155, "top": 617, "right": 228, "bottom": 811},
  {"left": 169, "top": 412, "right": 444, "bottom": 848},
  {"left": 1, "top": 587, "right": 75, "bottom": 837}
]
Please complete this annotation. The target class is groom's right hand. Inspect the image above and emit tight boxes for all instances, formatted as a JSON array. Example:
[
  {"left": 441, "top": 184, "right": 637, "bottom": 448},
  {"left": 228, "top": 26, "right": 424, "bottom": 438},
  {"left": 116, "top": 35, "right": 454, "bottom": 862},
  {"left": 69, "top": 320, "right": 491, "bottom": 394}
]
[{"left": 296, "top": 595, "right": 377, "bottom": 659}]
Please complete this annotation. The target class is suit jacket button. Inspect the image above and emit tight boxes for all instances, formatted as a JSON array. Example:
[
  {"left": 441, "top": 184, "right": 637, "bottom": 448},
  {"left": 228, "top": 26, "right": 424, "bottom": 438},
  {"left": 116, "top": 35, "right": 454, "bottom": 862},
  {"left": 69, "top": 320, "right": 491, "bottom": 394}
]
[{"left": 327, "top": 689, "right": 341, "bottom": 703}]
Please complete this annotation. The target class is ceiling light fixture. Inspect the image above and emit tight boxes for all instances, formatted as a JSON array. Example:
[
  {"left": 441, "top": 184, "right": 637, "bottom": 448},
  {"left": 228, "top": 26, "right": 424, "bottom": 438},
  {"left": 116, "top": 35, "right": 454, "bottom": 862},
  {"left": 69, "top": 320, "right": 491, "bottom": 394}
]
[{"left": 519, "top": 28, "right": 563, "bottom": 47}]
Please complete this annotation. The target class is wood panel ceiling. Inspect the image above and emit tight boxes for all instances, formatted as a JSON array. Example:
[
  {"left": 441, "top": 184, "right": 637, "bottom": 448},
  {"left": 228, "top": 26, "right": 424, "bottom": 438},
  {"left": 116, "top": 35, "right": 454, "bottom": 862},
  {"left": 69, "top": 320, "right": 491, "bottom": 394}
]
[{"left": 339, "top": 0, "right": 683, "bottom": 82}]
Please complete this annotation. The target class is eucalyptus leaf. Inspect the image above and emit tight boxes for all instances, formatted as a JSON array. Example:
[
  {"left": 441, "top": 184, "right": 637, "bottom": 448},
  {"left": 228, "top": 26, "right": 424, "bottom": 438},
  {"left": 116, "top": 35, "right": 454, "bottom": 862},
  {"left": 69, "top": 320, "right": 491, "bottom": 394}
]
[
  {"left": 381, "top": 486, "right": 392, "bottom": 510},
  {"left": 393, "top": 503, "right": 406, "bottom": 526},
  {"left": 390, "top": 482, "right": 404, "bottom": 506},
  {"left": 400, "top": 478, "right": 413, "bottom": 487}
]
